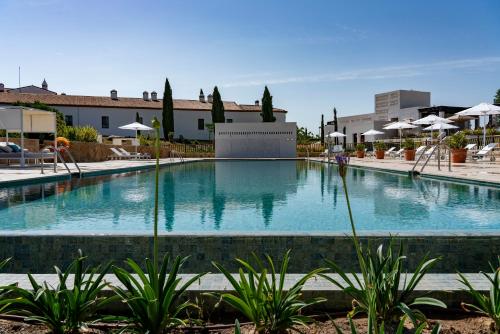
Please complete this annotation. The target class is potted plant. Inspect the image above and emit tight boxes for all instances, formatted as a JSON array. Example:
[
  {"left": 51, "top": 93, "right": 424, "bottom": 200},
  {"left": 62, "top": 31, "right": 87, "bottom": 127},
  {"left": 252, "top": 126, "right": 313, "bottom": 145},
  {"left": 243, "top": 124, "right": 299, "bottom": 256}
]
[
  {"left": 402, "top": 138, "right": 416, "bottom": 161},
  {"left": 355, "top": 143, "right": 365, "bottom": 158},
  {"left": 446, "top": 132, "right": 468, "bottom": 163},
  {"left": 373, "top": 141, "right": 386, "bottom": 159}
]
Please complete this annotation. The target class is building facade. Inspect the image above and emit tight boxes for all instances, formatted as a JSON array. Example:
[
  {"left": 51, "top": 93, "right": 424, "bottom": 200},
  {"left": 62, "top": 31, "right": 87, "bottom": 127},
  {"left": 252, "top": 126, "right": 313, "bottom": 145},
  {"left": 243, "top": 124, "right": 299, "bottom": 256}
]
[
  {"left": 0, "top": 81, "right": 287, "bottom": 140},
  {"left": 333, "top": 90, "right": 431, "bottom": 145}
]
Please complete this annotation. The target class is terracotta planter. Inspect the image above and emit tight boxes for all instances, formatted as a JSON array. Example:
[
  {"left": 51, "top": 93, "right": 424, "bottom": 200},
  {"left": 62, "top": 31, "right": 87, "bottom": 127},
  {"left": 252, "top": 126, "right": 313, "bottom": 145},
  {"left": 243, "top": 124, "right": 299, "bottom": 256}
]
[
  {"left": 404, "top": 149, "right": 416, "bottom": 161},
  {"left": 375, "top": 150, "right": 385, "bottom": 159},
  {"left": 356, "top": 150, "right": 365, "bottom": 158},
  {"left": 451, "top": 148, "right": 467, "bottom": 163}
]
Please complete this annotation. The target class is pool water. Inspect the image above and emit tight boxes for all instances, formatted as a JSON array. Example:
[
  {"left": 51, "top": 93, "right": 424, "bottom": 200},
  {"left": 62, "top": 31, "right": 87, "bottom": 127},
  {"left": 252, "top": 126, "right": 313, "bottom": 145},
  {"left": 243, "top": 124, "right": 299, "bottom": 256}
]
[{"left": 0, "top": 160, "right": 499, "bottom": 233}]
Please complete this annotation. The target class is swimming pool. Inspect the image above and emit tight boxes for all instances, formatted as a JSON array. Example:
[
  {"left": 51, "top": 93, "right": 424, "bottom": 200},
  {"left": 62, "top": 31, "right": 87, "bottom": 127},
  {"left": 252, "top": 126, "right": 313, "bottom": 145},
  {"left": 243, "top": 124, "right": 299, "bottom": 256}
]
[{"left": 0, "top": 160, "right": 499, "bottom": 233}]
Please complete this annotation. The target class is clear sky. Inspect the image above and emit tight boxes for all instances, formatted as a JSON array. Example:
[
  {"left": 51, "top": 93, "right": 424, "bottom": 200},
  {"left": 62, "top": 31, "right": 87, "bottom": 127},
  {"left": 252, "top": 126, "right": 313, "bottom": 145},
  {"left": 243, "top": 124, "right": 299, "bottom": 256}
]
[{"left": 1, "top": 0, "right": 499, "bottom": 133}]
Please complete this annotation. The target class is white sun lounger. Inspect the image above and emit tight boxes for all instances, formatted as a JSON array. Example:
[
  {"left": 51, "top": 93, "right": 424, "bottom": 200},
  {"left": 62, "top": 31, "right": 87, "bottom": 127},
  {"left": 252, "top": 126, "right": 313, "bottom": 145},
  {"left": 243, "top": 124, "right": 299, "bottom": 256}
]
[
  {"left": 384, "top": 147, "right": 396, "bottom": 156},
  {"left": 472, "top": 143, "right": 497, "bottom": 161},
  {"left": 389, "top": 148, "right": 404, "bottom": 158},
  {"left": 109, "top": 147, "right": 135, "bottom": 160},
  {"left": 118, "top": 147, "right": 151, "bottom": 159}
]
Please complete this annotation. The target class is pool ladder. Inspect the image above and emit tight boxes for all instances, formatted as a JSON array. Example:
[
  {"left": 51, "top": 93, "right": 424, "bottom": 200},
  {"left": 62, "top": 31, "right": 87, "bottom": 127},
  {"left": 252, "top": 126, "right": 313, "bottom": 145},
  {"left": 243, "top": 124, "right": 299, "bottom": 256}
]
[
  {"left": 410, "top": 136, "right": 451, "bottom": 176},
  {"left": 40, "top": 146, "right": 82, "bottom": 177},
  {"left": 170, "top": 150, "right": 185, "bottom": 163}
]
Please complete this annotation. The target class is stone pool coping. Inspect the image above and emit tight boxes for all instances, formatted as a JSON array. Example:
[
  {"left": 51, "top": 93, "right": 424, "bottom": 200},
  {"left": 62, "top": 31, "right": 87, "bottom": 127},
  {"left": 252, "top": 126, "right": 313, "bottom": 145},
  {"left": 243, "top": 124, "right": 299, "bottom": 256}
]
[{"left": 0, "top": 273, "right": 489, "bottom": 312}]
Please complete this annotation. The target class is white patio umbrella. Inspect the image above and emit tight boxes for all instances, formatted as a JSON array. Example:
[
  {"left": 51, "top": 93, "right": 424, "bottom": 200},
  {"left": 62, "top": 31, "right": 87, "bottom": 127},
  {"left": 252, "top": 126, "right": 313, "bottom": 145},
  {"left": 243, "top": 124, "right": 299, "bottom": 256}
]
[
  {"left": 118, "top": 122, "right": 153, "bottom": 154},
  {"left": 456, "top": 103, "right": 500, "bottom": 146},
  {"left": 423, "top": 123, "right": 458, "bottom": 131},
  {"left": 362, "top": 129, "right": 384, "bottom": 149},
  {"left": 383, "top": 121, "right": 417, "bottom": 146},
  {"left": 326, "top": 131, "right": 346, "bottom": 138},
  {"left": 412, "top": 115, "right": 453, "bottom": 144}
]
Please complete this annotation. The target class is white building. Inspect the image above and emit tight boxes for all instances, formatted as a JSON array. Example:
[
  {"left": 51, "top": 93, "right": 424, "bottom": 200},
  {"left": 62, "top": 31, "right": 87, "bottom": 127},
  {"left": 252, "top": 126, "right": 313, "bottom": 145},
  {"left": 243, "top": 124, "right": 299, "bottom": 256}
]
[
  {"left": 330, "top": 90, "right": 431, "bottom": 145},
  {"left": 0, "top": 81, "right": 287, "bottom": 140}
]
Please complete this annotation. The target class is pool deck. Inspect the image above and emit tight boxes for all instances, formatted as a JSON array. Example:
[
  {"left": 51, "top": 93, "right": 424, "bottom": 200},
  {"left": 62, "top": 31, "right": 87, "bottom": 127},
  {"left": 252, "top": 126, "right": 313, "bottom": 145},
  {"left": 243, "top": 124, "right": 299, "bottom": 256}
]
[
  {"left": 0, "top": 158, "right": 203, "bottom": 186},
  {"left": 0, "top": 272, "right": 488, "bottom": 311},
  {"left": 309, "top": 157, "right": 500, "bottom": 185}
]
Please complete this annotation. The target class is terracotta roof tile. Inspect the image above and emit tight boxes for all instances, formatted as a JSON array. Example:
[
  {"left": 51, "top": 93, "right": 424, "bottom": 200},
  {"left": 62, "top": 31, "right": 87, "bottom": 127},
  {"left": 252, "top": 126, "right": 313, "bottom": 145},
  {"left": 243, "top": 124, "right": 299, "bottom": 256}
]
[{"left": 0, "top": 92, "right": 287, "bottom": 113}]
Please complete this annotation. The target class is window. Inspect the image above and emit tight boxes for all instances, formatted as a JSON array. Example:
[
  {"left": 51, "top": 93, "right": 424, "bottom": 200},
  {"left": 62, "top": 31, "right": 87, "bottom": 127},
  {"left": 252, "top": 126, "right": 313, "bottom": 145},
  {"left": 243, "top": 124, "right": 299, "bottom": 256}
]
[
  {"left": 65, "top": 115, "right": 73, "bottom": 126},
  {"left": 102, "top": 116, "right": 109, "bottom": 129},
  {"left": 226, "top": 119, "right": 233, "bottom": 123},
  {"left": 197, "top": 118, "right": 204, "bottom": 130}
]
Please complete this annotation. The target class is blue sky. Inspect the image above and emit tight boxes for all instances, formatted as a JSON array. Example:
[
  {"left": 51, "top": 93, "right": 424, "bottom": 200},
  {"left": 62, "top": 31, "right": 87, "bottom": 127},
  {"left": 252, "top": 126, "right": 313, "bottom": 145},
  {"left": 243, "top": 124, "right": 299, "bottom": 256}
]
[{"left": 1, "top": 0, "right": 499, "bottom": 132}]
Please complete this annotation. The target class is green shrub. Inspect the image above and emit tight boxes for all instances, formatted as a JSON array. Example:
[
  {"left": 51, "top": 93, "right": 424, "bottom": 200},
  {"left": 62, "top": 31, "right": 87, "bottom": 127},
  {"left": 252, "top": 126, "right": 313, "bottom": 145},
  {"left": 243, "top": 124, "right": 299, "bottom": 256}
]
[
  {"left": 0, "top": 250, "right": 113, "bottom": 334},
  {"left": 458, "top": 256, "right": 500, "bottom": 333},
  {"left": 373, "top": 141, "right": 386, "bottom": 151},
  {"left": 446, "top": 132, "right": 468, "bottom": 149},
  {"left": 60, "top": 126, "right": 99, "bottom": 142},
  {"left": 356, "top": 143, "right": 365, "bottom": 151},
  {"left": 326, "top": 156, "right": 445, "bottom": 333},
  {"left": 402, "top": 138, "right": 416, "bottom": 150},
  {"left": 213, "top": 250, "right": 325, "bottom": 334},
  {"left": 333, "top": 315, "right": 442, "bottom": 334},
  {"left": 324, "top": 242, "right": 445, "bottom": 327},
  {"left": 112, "top": 255, "right": 205, "bottom": 334}
]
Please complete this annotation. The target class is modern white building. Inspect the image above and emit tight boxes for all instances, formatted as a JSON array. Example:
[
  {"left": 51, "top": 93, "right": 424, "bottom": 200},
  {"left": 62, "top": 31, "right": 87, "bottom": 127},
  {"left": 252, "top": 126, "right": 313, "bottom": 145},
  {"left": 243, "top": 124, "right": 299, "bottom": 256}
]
[
  {"left": 328, "top": 90, "right": 431, "bottom": 145},
  {"left": 0, "top": 81, "right": 287, "bottom": 140}
]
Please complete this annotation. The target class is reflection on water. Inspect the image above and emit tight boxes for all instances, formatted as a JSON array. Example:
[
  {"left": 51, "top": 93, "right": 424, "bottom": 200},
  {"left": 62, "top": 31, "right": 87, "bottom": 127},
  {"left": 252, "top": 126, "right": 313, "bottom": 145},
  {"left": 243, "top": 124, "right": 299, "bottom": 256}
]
[{"left": 0, "top": 160, "right": 499, "bottom": 232}]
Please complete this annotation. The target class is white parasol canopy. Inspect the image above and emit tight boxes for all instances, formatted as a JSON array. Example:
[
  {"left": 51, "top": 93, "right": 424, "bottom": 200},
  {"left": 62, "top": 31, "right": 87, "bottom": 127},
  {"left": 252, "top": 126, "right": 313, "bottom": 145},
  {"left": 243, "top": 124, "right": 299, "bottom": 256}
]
[
  {"left": 423, "top": 123, "right": 458, "bottom": 131},
  {"left": 457, "top": 103, "right": 500, "bottom": 145},
  {"left": 362, "top": 129, "right": 384, "bottom": 136},
  {"left": 383, "top": 121, "right": 417, "bottom": 146},
  {"left": 326, "top": 131, "right": 346, "bottom": 138},
  {"left": 412, "top": 114, "right": 452, "bottom": 125},
  {"left": 118, "top": 122, "right": 153, "bottom": 154}
]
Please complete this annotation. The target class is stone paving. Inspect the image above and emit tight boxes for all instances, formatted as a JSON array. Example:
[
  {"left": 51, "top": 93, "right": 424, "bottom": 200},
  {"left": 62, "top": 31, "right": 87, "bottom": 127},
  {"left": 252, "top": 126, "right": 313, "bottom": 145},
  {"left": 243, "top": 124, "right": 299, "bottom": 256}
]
[
  {"left": 0, "top": 158, "right": 203, "bottom": 185},
  {"left": 0, "top": 273, "right": 490, "bottom": 291},
  {"left": 310, "top": 157, "right": 500, "bottom": 185}
]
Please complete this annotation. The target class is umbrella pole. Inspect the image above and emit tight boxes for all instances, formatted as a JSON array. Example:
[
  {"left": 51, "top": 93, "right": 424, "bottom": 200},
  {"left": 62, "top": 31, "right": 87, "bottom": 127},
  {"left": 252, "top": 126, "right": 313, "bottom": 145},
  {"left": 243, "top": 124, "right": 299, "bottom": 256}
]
[
  {"left": 135, "top": 129, "right": 138, "bottom": 155},
  {"left": 483, "top": 115, "right": 487, "bottom": 147}
]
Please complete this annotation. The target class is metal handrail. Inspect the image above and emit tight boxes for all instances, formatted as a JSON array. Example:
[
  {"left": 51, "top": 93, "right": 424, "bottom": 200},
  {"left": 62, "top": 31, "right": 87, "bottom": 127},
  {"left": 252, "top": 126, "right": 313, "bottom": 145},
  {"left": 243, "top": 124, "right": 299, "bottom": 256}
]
[
  {"left": 170, "top": 150, "right": 184, "bottom": 163},
  {"left": 40, "top": 146, "right": 81, "bottom": 176},
  {"left": 63, "top": 148, "right": 82, "bottom": 175},
  {"left": 410, "top": 145, "right": 430, "bottom": 174}
]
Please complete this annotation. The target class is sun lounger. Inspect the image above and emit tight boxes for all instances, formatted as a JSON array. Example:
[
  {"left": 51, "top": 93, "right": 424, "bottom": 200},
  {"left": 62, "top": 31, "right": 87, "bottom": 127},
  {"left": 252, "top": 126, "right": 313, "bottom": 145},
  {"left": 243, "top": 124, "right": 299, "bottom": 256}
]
[
  {"left": 389, "top": 148, "right": 404, "bottom": 158},
  {"left": 472, "top": 143, "right": 497, "bottom": 161},
  {"left": 109, "top": 147, "right": 135, "bottom": 160},
  {"left": 118, "top": 148, "right": 151, "bottom": 159},
  {"left": 384, "top": 147, "right": 396, "bottom": 156},
  {"left": 0, "top": 142, "right": 55, "bottom": 165}
]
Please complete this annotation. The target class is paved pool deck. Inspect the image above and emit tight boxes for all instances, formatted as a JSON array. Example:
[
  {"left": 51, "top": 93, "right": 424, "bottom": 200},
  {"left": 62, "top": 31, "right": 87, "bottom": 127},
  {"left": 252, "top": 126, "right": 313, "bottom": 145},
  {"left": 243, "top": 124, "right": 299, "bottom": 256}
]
[
  {"left": 0, "top": 158, "right": 202, "bottom": 185},
  {"left": 0, "top": 273, "right": 488, "bottom": 311},
  {"left": 310, "top": 157, "right": 500, "bottom": 185}
]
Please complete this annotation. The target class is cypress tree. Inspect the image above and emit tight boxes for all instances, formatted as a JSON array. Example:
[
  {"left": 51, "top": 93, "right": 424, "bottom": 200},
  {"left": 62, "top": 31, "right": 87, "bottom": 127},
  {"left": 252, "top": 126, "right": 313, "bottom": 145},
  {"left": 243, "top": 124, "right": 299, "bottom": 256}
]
[
  {"left": 494, "top": 89, "right": 500, "bottom": 104},
  {"left": 211, "top": 86, "right": 225, "bottom": 123},
  {"left": 136, "top": 112, "right": 141, "bottom": 135},
  {"left": 333, "top": 107, "right": 339, "bottom": 144},
  {"left": 261, "top": 86, "right": 276, "bottom": 122},
  {"left": 162, "top": 78, "right": 174, "bottom": 140},
  {"left": 320, "top": 114, "right": 325, "bottom": 145}
]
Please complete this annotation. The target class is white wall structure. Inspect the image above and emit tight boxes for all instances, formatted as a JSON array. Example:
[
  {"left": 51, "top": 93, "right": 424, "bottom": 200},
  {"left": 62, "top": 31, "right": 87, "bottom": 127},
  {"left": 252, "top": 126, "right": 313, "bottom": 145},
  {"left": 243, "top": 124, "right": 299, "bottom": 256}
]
[{"left": 215, "top": 122, "right": 296, "bottom": 158}]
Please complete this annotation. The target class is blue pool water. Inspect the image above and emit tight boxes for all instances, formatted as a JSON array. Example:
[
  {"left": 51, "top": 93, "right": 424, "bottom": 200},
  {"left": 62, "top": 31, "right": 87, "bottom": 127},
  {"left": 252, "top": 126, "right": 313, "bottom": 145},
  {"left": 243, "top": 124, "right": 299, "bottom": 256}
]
[{"left": 0, "top": 160, "right": 499, "bottom": 233}]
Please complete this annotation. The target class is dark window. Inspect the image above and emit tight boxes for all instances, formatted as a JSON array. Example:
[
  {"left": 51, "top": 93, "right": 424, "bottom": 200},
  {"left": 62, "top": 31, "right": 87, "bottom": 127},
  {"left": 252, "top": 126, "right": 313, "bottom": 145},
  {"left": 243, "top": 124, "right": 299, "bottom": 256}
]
[
  {"left": 102, "top": 116, "right": 109, "bottom": 129},
  {"left": 226, "top": 119, "right": 233, "bottom": 123},
  {"left": 65, "top": 115, "right": 73, "bottom": 126},
  {"left": 197, "top": 118, "right": 204, "bottom": 130},
  {"left": 353, "top": 133, "right": 358, "bottom": 145}
]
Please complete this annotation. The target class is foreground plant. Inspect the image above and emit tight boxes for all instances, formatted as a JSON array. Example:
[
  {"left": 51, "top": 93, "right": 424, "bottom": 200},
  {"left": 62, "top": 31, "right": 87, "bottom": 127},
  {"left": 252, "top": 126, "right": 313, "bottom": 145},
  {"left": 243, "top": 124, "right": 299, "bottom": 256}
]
[
  {"left": 0, "top": 250, "right": 112, "bottom": 334},
  {"left": 112, "top": 254, "right": 204, "bottom": 334},
  {"left": 326, "top": 155, "right": 445, "bottom": 333},
  {"left": 213, "top": 250, "right": 325, "bottom": 334},
  {"left": 458, "top": 256, "right": 500, "bottom": 334},
  {"left": 111, "top": 117, "right": 205, "bottom": 334}
]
